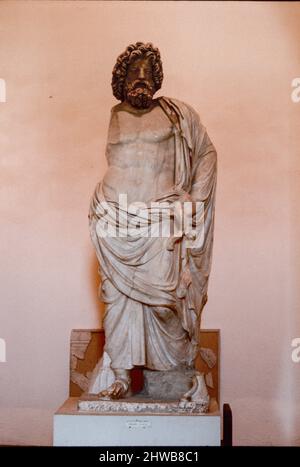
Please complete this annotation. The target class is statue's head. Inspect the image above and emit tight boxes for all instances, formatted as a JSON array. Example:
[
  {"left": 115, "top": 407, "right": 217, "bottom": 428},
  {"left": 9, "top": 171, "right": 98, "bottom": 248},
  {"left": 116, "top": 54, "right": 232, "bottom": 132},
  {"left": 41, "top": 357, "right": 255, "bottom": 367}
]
[{"left": 112, "top": 42, "right": 163, "bottom": 109}]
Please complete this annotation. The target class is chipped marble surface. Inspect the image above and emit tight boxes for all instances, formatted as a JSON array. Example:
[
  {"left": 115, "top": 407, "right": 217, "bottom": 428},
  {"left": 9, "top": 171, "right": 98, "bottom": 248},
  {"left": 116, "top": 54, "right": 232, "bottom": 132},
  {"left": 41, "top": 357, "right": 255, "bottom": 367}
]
[
  {"left": 70, "top": 331, "right": 92, "bottom": 391},
  {"left": 199, "top": 347, "right": 217, "bottom": 369},
  {"left": 78, "top": 395, "right": 210, "bottom": 414}
]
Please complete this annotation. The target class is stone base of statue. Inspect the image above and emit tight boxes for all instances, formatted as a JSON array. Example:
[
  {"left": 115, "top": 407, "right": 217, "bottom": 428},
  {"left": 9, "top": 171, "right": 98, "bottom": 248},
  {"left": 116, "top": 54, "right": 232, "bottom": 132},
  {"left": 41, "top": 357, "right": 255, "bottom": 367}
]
[
  {"left": 53, "top": 396, "right": 221, "bottom": 446},
  {"left": 80, "top": 366, "right": 212, "bottom": 413},
  {"left": 53, "top": 329, "right": 221, "bottom": 446},
  {"left": 78, "top": 395, "right": 210, "bottom": 415}
]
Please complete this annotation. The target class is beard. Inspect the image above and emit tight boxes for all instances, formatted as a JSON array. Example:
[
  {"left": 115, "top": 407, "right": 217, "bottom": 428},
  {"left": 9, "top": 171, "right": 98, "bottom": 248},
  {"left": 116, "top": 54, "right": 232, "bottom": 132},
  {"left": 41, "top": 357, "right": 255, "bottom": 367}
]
[{"left": 124, "top": 80, "right": 155, "bottom": 109}]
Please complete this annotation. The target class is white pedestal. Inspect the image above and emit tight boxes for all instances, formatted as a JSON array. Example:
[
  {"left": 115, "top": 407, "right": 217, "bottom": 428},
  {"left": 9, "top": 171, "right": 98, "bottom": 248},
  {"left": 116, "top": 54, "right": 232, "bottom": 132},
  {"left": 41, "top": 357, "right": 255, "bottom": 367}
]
[{"left": 53, "top": 398, "right": 221, "bottom": 446}]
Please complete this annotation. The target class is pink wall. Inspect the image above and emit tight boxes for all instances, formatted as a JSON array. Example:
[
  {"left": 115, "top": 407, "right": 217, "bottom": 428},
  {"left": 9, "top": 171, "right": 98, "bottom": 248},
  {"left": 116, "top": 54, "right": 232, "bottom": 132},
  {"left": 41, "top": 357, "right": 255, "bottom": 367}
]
[{"left": 0, "top": 1, "right": 299, "bottom": 445}]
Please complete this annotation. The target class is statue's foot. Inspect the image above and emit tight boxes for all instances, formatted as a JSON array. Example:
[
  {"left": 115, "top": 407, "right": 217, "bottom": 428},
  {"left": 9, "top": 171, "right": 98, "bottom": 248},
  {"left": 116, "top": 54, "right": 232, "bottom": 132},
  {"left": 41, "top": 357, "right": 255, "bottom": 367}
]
[
  {"left": 98, "top": 369, "right": 131, "bottom": 400},
  {"left": 180, "top": 372, "right": 209, "bottom": 404},
  {"left": 180, "top": 374, "right": 199, "bottom": 401},
  {"left": 98, "top": 379, "right": 130, "bottom": 400}
]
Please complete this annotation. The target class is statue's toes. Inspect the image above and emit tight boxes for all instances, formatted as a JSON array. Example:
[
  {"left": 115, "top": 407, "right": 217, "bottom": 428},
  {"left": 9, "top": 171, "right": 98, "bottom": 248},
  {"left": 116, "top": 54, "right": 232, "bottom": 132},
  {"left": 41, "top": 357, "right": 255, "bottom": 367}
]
[{"left": 111, "top": 388, "right": 120, "bottom": 398}]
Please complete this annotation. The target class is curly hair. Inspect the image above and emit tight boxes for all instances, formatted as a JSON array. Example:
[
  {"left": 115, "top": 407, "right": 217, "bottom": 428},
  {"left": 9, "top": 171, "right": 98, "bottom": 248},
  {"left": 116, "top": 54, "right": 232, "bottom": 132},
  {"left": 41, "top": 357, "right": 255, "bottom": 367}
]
[{"left": 112, "top": 42, "right": 163, "bottom": 101}]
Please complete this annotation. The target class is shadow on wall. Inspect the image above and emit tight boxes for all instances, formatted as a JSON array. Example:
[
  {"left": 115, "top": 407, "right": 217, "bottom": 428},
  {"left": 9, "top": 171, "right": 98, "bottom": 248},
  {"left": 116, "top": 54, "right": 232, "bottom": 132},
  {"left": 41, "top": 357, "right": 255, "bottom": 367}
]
[
  {"left": 89, "top": 252, "right": 105, "bottom": 327},
  {"left": 275, "top": 4, "right": 300, "bottom": 445}
]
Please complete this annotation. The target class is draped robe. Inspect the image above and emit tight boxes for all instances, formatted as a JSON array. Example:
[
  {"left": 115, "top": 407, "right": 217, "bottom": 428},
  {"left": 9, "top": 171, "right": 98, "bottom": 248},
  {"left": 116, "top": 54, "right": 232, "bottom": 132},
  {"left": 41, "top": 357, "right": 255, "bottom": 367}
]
[{"left": 88, "top": 97, "right": 217, "bottom": 392}]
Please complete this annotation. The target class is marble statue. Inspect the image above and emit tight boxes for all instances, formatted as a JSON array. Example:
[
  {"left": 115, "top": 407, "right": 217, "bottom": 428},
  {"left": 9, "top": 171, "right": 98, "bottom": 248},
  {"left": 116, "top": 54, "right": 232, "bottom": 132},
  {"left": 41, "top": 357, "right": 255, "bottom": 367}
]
[{"left": 87, "top": 42, "right": 217, "bottom": 409}]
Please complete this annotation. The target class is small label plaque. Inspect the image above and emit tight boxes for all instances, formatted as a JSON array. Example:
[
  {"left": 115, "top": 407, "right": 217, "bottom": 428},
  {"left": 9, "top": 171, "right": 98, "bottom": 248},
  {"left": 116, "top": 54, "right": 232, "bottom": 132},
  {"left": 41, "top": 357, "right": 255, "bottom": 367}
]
[{"left": 126, "top": 419, "right": 151, "bottom": 429}]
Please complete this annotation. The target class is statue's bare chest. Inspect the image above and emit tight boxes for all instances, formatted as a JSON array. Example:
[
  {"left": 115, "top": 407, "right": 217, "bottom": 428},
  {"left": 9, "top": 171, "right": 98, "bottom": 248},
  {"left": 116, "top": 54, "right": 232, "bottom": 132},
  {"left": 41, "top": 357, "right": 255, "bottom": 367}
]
[
  {"left": 103, "top": 104, "right": 176, "bottom": 200},
  {"left": 107, "top": 105, "right": 175, "bottom": 146}
]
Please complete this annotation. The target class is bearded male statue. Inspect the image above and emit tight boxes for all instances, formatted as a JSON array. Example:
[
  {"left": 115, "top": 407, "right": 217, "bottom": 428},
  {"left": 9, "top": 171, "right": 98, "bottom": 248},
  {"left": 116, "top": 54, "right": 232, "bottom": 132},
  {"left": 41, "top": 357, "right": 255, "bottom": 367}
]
[{"left": 87, "top": 42, "right": 217, "bottom": 404}]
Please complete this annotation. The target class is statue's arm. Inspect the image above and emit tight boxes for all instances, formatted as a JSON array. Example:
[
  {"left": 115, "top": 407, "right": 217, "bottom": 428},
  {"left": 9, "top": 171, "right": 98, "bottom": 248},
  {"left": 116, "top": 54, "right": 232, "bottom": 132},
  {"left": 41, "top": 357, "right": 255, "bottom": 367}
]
[
  {"left": 186, "top": 108, "right": 217, "bottom": 309},
  {"left": 187, "top": 107, "right": 217, "bottom": 203}
]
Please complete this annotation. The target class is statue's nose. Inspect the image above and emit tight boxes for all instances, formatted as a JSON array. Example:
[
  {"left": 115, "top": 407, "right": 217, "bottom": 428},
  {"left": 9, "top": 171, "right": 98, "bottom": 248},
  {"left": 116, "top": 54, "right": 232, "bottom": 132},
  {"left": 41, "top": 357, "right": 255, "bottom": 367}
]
[{"left": 138, "top": 67, "right": 146, "bottom": 79}]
